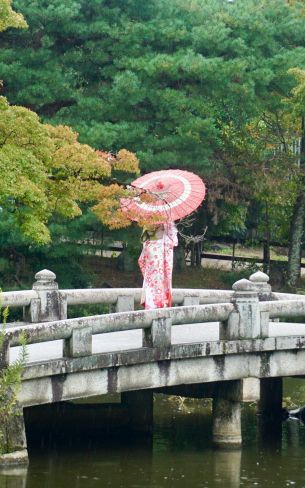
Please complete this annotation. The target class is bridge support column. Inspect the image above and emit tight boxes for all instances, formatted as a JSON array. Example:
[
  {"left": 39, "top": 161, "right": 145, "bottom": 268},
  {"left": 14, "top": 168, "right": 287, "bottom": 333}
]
[
  {"left": 258, "top": 377, "right": 283, "bottom": 418},
  {"left": 0, "top": 340, "right": 28, "bottom": 464},
  {"left": 4, "top": 407, "right": 28, "bottom": 454},
  {"left": 257, "top": 378, "right": 283, "bottom": 448},
  {"left": 212, "top": 380, "right": 242, "bottom": 449},
  {"left": 121, "top": 390, "right": 153, "bottom": 433}
]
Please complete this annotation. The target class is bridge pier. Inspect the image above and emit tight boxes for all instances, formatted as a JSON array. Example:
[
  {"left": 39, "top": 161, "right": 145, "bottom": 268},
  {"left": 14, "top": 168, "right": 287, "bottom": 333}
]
[
  {"left": 258, "top": 377, "right": 283, "bottom": 418},
  {"left": 121, "top": 390, "right": 154, "bottom": 433},
  {"left": 212, "top": 380, "right": 242, "bottom": 449},
  {"left": 5, "top": 408, "right": 27, "bottom": 454},
  {"left": 0, "top": 407, "right": 28, "bottom": 465}
]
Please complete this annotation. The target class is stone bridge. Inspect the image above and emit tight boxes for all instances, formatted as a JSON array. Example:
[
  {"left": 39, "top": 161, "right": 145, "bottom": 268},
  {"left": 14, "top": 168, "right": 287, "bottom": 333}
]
[{"left": 2, "top": 269, "right": 305, "bottom": 464}]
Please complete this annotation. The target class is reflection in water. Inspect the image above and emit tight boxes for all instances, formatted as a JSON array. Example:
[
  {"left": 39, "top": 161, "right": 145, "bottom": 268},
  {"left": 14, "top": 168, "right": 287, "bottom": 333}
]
[
  {"left": 257, "top": 416, "right": 283, "bottom": 450},
  {"left": 2, "top": 383, "right": 305, "bottom": 487},
  {"left": 0, "top": 466, "right": 28, "bottom": 488},
  {"left": 214, "top": 450, "right": 241, "bottom": 488}
]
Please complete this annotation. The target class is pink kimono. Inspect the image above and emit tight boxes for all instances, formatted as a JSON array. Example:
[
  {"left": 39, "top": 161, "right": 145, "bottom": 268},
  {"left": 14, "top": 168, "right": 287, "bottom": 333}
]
[{"left": 138, "top": 223, "right": 178, "bottom": 309}]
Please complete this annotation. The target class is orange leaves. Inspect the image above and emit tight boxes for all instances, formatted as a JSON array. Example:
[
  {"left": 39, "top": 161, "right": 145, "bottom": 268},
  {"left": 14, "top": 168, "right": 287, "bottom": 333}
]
[
  {"left": 0, "top": 94, "right": 141, "bottom": 241},
  {"left": 47, "top": 125, "right": 111, "bottom": 179},
  {"left": 93, "top": 184, "right": 132, "bottom": 229},
  {"left": 92, "top": 183, "right": 166, "bottom": 230},
  {"left": 45, "top": 125, "right": 142, "bottom": 229},
  {"left": 112, "top": 149, "right": 140, "bottom": 175},
  {"left": 90, "top": 151, "right": 141, "bottom": 229}
]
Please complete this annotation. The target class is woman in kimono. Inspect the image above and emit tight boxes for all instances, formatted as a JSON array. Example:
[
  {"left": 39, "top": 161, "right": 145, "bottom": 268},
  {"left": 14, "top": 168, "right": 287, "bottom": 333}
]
[{"left": 138, "top": 222, "right": 178, "bottom": 309}]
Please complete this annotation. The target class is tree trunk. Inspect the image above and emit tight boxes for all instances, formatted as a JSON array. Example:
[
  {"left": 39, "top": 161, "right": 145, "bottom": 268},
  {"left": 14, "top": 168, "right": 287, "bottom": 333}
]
[
  {"left": 190, "top": 242, "right": 195, "bottom": 267},
  {"left": 232, "top": 241, "right": 236, "bottom": 270},
  {"left": 287, "top": 117, "right": 305, "bottom": 289},
  {"left": 263, "top": 205, "right": 270, "bottom": 274},
  {"left": 195, "top": 242, "right": 202, "bottom": 267},
  {"left": 287, "top": 191, "right": 305, "bottom": 288}
]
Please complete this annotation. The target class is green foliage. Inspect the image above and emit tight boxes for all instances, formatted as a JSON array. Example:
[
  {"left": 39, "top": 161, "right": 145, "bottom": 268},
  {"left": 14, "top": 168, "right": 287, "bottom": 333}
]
[
  {"left": 219, "top": 262, "right": 261, "bottom": 288},
  {"left": 2, "top": 0, "right": 303, "bottom": 173},
  {"left": 1, "top": 0, "right": 305, "bottom": 270},
  {"left": 1, "top": 0, "right": 305, "bottom": 246},
  {"left": 0, "top": 94, "right": 139, "bottom": 243}
]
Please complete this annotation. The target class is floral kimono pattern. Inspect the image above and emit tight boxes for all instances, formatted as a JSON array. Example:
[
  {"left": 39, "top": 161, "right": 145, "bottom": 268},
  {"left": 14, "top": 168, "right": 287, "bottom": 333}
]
[{"left": 138, "top": 223, "right": 178, "bottom": 309}]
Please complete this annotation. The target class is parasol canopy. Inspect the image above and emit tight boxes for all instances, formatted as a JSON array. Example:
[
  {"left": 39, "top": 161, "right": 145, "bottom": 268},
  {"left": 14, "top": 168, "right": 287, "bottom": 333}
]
[{"left": 122, "top": 169, "right": 206, "bottom": 222}]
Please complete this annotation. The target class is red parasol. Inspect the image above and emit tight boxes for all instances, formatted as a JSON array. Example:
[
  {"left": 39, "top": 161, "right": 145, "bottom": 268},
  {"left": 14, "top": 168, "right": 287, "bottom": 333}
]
[{"left": 122, "top": 169, "right": 206, "bottom": 222}]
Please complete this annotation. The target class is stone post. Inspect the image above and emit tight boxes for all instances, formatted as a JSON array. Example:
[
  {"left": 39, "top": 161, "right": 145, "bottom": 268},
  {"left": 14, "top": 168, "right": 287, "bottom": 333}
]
[
  {"left": 24, "top": 269, "right": 67, "bottom": 323},
  {"left": 249, "top": 271, "right": 271, "bottom": 338},
  {"left": 64, "top": 326, "right": 92, "bottom": 358},
  {"left": 242, "top": 271, "right": 273, "bottom": 402},
  {"left": 249, "top": 271, "right": 272, "bottom": 301},
  {"left": 142, "top": 317, "right": 172, "bottom": 348},
  {"left": 115, "top": 295, "right": 134, "bottom": 313},
  {"left": 212, "top": 380, "right": 242, "bottom": 448},
  {"left": 220, "top": 278, "right": 261, "bottom": 340},
  {"left": 249, "top": 272, "right": 283, "bottom": 417},
  {"left": 217, "top": 280, "right": 261, "bottom": 438}
]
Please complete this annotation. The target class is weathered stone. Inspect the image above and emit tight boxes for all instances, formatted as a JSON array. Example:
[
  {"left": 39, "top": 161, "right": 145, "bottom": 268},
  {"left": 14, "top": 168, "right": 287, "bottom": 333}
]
[
  {"left": 249, "top": 271, "right": 272, "bottom": 300},
  {"left": 0, "top": 338, "right": 10, "bottom": 368},
  {"left": 143, "top": 317, "right": 172, "bottom": 348},
  {"left": 25, "top": 269, "right": 67, "bottom": 323},
  {"left": 242, "top": 378, "right": 260, "bottom": 402},
  {"left": 212, "top": 380, "right": 242, "bottom": 448},
  {"left": 249, "top": 271, "right": 269, "bottom": 284},
  {"left": 182, "top": 296, "right": 200, "bottom": 306},
  {"left": 232, "top": 278, "right": 257, "bottom": 293},
  {"left": 64, "top": 326, "right": 92, "bottom": 357},
  {"left": 0, "top": 450, "right": 28, "bottom": 467},
  {"left": 33, "top": 269, "right": 57, "bottom": 290},
  {"left": 5, "top": 410, "right": 27, "bottom": 452},
  {"left": 230, "top": 278, "right": 261, "bottom": 339},
  {"left": 115, "top": 295, "right": 134, "bottom": 313},
  {"left": 260, "top": 311, "right": 269, "bottom": 338}
]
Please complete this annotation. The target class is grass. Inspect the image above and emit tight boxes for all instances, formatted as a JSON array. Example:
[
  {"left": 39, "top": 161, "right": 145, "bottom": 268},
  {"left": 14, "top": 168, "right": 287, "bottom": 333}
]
[
  {"left": 83, "top": 255, "right": 258, "bottom": 291},
  {"left": 204, "top": 242, "right": 290, "bottom": 261}
]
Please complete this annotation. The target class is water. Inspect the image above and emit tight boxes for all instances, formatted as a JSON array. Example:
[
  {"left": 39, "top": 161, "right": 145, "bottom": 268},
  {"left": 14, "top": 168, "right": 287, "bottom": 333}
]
[{"left": 2, "top": 383, "right": 305, "bottom": 488}]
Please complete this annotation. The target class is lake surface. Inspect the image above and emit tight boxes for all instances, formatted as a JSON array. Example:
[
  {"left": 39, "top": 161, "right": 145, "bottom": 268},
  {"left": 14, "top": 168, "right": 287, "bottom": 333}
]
[{"left": 2, "top": 380, "right": 305, "bottom": 488}]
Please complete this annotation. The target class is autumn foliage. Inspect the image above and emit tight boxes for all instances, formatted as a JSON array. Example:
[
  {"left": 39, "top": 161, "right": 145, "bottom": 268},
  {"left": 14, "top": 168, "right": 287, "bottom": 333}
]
[{"left": 0, "top": 95, "right": 141, "bottom": 242}]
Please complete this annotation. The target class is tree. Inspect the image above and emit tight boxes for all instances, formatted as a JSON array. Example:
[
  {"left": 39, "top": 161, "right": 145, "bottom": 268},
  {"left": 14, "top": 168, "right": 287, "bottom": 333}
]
[
  {"left": 0, "top": 95, "right": 139, "bottom": 244},
  {"left": 284, "top": 69, "right": 305, "bottom": 287},
  {"left": 2, "top": 0, "right": 305, "bottom": 271},
  {"left": 0, "top": 0, "right": 26, "bottom": 32},
  {"left": 1, "top": 1, "right": 305, "bottom": 186}
]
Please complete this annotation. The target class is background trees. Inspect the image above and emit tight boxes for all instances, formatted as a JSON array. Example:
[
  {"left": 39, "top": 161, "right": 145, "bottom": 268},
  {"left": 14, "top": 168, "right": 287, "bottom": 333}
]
[
  {"left": 0, "top": 0, "right": 140, "bottom": 287},
  {"left": 2, "top": 0, "right": 304, "bottom": 171},
  {"left": 2, "top": 0, "right": 305, "bottom": 286}
]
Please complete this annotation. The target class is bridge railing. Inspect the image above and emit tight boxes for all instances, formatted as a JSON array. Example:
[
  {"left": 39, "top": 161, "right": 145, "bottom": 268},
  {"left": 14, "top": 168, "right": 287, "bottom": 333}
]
[
  {"left": 2, "top": 269, "right": 305, "bottom": 367},
  {"left": 7, "top": 302, "right": 235, "bottom": 347}
]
